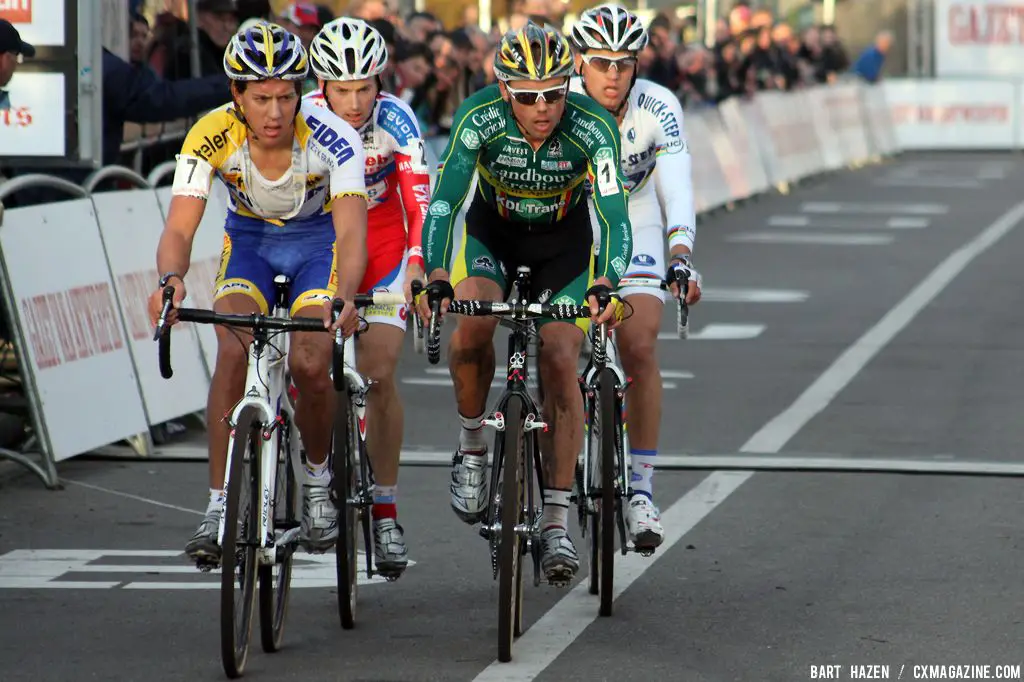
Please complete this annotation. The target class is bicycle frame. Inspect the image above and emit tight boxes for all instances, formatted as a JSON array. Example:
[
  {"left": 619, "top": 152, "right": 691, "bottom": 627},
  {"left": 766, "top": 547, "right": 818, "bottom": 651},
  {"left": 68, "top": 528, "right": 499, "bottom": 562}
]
[{"left": 217, "top": 307, "right": 295, "bottom": 568}]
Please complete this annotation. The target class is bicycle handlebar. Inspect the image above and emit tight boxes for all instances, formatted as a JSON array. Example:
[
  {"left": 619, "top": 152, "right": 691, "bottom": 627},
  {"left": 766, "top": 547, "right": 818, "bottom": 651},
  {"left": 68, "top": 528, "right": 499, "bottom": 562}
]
[{"left": 154, "top": 286, "right": 407, "bottom": 391}]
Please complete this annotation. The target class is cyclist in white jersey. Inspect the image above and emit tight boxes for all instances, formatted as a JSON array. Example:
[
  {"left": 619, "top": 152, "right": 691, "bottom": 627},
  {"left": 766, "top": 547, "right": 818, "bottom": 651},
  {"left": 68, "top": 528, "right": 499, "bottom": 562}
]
[
  {"left": 570, "top": 3, "right": 703, "bottom": 551},
  {"left": 146, "top": 23, "right": 369, "bottom": 567},
  {"left": 303, "top": 17, "right": 433, "bottom": 578}
]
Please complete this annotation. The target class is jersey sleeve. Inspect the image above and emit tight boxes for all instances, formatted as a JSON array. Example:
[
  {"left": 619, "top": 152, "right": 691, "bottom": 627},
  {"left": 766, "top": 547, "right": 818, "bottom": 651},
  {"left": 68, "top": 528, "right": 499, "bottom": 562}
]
[
  {"left": 577, "top": 104, "right": 633, "bottom": 288},
  {"left": 171, "top": 109, "right": 234, "bottom": 199},
  {"left": 379, "top": 96, "right": 431, "bottom": 271},
  {"left": 423, "top": 101, "right": 484, "bottom": 275},
  {"left": 648, "top": 87, "right": 697, "bottom": 252}
]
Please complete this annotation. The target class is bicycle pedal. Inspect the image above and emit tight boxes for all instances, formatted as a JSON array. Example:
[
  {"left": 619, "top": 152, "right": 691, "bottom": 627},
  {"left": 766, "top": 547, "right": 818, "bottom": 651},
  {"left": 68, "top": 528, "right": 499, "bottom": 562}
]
[
  {"left": 632, "top": 546, "right": 656, "bottom": 557},
  {"left": 194, "top": 557, "right": 220, "bottom": 572}
]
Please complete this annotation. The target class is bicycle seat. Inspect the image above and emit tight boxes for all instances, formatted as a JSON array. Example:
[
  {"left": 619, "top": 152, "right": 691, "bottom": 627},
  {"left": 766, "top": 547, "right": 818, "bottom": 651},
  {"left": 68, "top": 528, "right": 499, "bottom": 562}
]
[{"left": 273, "top": 275, "right": 291, "bottom": 314}]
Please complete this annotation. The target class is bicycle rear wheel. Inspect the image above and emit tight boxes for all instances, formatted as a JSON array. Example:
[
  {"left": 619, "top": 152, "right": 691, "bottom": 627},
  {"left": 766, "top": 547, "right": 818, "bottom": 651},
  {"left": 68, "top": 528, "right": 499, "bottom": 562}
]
[
  {"left": 597, "top": 369, "right": 618, "bottom": 617},
  {"left": 259, "top": 412, "right": 298, "bottom": 653},
  {"left": 498, "top": 395, "right": 526, "bottom": 663},
  {"left": 332, "top": 389, "right": 359, "bottom": 630},
  {"left": 221, "top": 406, "right": 262, "bottom": 678}
]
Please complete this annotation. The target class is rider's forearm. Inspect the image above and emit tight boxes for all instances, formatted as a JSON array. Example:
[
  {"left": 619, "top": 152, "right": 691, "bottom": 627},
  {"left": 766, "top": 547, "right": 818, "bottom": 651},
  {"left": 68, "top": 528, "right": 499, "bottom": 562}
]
[
  {"left": 333, "top": 197, "right": 368, "bottom": 301},
  {"left": 156, "top": 230, "right": 193, "bottom": 281},
  {"left": 592, "top": 194, "right": 633, "bottom": 289}
]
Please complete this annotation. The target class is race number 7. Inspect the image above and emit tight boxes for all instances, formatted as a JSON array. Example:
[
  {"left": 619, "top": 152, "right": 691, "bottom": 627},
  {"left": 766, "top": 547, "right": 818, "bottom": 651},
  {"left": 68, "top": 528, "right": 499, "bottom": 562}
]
[{"left": 185, "top": 158, "right": 198, "bottom": 183}]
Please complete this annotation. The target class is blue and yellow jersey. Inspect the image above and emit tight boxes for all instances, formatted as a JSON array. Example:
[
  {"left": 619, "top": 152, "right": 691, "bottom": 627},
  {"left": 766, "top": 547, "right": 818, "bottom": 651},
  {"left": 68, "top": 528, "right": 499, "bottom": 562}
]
[{"left": 171, "top": 98, "right": 367, "bottom": 227}]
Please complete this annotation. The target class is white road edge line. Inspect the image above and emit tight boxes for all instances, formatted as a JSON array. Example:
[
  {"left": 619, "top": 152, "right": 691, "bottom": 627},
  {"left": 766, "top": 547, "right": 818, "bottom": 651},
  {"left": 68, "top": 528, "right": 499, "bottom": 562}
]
[
  {"left": 62, "top": 479, "right": 204, "bottom": 516},
  {"left": 471, "top": 198, "right": 1024, "bottom": 682},
  {"left": 470, "top": 471, "right": 752, "bottom": 682},
  {"left": 742, "top": 199, "right": 1024, "bottom": 453}
]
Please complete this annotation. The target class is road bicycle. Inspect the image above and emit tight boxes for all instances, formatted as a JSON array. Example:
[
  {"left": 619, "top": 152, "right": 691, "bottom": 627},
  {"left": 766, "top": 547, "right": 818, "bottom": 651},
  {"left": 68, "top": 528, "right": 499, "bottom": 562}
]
[
  {"left": 416, "top": 269, "right": 609, "bottom": 663},
  {"left": 154, "top": 277, "right": 405, "bottom": 678},
  {"left": 575, "top": 266, "right": 691, "bottom": 617}
]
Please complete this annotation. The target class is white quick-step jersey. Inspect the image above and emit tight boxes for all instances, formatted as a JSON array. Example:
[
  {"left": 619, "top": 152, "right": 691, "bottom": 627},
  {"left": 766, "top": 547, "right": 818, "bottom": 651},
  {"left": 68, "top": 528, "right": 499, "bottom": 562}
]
[{"left": 570, "top": 77, "right": 696, "bottom": 252}]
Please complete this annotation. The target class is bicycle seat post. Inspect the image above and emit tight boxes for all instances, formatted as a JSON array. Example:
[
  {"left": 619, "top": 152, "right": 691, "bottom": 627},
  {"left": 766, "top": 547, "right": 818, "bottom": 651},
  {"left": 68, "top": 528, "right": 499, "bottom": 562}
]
[{"left": 514, "top": 266, "right": 532, "bottom": 308}]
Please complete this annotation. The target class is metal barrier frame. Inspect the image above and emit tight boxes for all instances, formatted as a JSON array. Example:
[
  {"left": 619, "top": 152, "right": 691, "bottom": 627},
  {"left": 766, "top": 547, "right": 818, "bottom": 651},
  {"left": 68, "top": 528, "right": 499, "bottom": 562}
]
[{"left": 0, "top": 174, "right": 94, "bottom": 489}]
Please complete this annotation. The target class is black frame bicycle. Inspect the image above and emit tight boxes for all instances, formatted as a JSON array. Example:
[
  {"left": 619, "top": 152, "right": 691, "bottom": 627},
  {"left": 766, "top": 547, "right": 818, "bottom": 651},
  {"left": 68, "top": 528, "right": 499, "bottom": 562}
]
[
  {"left": 417, "top": 268, "right": 599, "bottom": 662},
  {"left": 575, "top": 265, "right": 691, "bottom": 617}
]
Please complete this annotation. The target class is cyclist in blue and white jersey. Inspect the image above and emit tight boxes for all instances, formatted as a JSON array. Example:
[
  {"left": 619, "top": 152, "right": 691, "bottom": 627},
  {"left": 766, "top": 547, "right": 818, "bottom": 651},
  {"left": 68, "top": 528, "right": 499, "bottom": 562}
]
[
  {"left": 147, "top": 23, "right": 369, "bottom": 568},
  {"left": 570, "top": 3, "right": 704, "bottom": 552}
]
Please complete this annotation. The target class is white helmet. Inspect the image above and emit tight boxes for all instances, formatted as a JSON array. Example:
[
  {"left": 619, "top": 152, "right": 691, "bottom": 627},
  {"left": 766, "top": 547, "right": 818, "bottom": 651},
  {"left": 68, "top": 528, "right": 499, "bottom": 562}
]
[
  {"left": 310, "top": 17, "right": 388, "bottom": 81},
  {"left": 570, "top": 3, "right": 648, "bottom": 54}
]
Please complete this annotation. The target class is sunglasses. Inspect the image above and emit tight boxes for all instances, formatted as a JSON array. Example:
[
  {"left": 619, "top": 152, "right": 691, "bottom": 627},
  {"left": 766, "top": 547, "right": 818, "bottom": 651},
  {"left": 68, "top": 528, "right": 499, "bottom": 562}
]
[
  {"left": 581, "top": 54, "right": 638, "bottom": 73},
  {"left": 505, "top": 82, "right": 568, "bottom": 106}
]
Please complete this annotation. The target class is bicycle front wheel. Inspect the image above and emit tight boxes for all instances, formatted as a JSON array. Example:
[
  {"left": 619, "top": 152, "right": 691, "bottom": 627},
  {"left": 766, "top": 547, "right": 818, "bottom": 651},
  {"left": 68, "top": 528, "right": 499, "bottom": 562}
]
[
  {"left": 259, "top": 411, "right": 298, "bottom": 653},
  {"left": 332, "top": 388, "right": 359, "bottom": 630},
  {"left": 221, "top": 406, "right": 262, "bottom": 678},
  {"left": 498, "top": 395, "right": 526, "bottom": 663}
]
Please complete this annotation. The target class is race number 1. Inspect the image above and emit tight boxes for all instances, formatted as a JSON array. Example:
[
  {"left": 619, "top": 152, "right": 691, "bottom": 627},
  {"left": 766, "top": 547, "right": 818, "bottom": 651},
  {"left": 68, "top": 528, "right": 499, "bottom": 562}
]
[{"left": 594, "top": 148, "right": 619, "bottom": 197}]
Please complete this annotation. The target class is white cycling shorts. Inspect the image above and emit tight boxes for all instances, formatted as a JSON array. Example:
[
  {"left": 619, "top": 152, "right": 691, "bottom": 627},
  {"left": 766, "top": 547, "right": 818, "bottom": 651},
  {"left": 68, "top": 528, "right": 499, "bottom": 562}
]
[
  {"left": 358, "top": 249, "right": 410, "bottom": 331},
  {"left": 589, "top": 191, "right": 667, "bottom": 303}
]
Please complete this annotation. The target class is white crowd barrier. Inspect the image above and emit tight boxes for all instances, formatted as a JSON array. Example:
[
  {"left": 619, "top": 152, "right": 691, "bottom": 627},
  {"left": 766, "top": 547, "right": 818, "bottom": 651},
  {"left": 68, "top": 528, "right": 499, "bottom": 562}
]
[{"left": 0, "top": 79, "right": 901, "bottom": 487}]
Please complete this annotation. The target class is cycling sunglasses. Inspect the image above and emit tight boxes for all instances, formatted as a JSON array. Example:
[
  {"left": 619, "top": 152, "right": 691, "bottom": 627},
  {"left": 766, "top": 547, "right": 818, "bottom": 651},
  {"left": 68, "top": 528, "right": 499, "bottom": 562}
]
[
  {"left": 581, "top": 54, "right": 638, "bottom": 73},
  {"left": 505, "top": 82, "right": 569, "bottom": 106}
]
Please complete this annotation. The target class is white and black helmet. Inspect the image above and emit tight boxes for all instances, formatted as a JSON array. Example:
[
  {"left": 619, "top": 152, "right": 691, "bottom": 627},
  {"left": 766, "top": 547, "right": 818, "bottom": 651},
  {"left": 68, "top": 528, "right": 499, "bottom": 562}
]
[
  {"left": 570, "top": 3, "right": 648, "bottom": 54},
  {"left": 310, "top": 17, "right": 388, "bottom": 81}
]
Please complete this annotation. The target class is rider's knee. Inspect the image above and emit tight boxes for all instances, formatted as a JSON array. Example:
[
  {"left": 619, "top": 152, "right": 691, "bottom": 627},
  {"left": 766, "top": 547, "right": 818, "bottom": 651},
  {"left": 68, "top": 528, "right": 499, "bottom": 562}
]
[
  {"left": 214, "top": 339, "right": 248, "bottom": 380},
  {"left": 538, "top": 339, "right": 579, "bottom": 391},
  {"left": 453, "top": 317, "right": 498, "bottom": 349},
  {"left": 619, "top": 333, "right": 657, "bottom": 368},
  {"left": 288, "top": 336, "right": 331, "bottom": 393}
]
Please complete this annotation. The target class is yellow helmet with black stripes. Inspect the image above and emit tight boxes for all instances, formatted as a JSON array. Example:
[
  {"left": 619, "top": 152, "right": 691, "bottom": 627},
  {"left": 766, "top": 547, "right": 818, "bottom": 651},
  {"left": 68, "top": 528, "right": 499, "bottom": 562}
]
[
  {"left": 494, "top": 21, "right": 574, "bottom": 82},
  {"left": 223, "top": 22, "right": 309, "bottom": 82}
]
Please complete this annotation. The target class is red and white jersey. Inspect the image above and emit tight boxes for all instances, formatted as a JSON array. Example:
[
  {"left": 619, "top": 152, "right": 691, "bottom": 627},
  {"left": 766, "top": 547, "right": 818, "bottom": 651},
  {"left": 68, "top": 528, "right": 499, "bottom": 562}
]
[{"left": 304, "top": 89, "right": 430, "bottom": 269}]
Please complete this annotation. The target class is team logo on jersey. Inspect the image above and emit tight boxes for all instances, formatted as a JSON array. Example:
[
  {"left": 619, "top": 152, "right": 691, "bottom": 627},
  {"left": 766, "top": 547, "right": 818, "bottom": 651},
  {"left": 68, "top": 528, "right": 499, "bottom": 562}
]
[
  {"left": 540, "top": 160, "right": 573, "bottom": 171},
  {"left": 413, "top": 184, "right": 431, "bottom": 208},
  {"left": 631, "top": 254, "right": 656, "bottom": 267},
  {"left": 552, "top": 294, "right": 576, "bottom": 306},
  {"left": 429, "top": 201, "right": 451, "bottom": 216},
  {"left": 460, "top": 128, "right": 481, "bottom": 150},
  {"left": 627, "top": 127, "right": 636, "bottom": 143},
  {"left": 472, "top": 255, "right": 496, "bottom": 274},
  {"left": 547, "top": 138, "right": 562, "bottom": 157},
  {"left": 611, "top": 257, "right": 627, "bottom": 276}
]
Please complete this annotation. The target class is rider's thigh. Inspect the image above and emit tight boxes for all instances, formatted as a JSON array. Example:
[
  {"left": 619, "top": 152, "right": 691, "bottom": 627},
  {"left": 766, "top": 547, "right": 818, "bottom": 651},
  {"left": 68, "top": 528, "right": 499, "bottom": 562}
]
[
  {"left": 453, "top": 276, "right": 502, "bottom": 343},
  {"left": 287, "top": 302, "right": 333, "bottom": 391},
  {"left": 212, "top": 293, "right": 262, "bottom": 371},
  {"left": 537, "top": 321, "right": 584, "bottom": 394},
  {"left": 616, "top": 293, "right": 663, "bottom": 358},
  {"left": 357, "top": 322, "right": 404, "bottom": 383}
]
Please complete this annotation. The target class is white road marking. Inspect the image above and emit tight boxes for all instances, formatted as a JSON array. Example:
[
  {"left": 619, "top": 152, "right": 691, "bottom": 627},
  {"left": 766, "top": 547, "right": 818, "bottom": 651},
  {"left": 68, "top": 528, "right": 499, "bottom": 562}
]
[
  {"left": 62, "top": 479, "right": 204, "bottom": 516},
  {"left": 0, "top": 550, "right": 407, "bottom": 589},
  {"left": 742, "top": 199, "right": 1024, "bottom": 454},
  {"left": 701, "top": 288, "right": 808, "bottom": 303},
  {"left": 470, "top": 471, "right": 752, "bottom": 682},
  {"left": 729, "top": 232, "right": 894, "bottom": 246},
  {"left": 767, "top": 215, "right": 928, "bottom": 229},
  {"left": 874, "top": 177, "right": 984, "bottom": 189},
  {"left": 468, "top": 199, "right": 1024, "bottom": 682},
  {"left": 660, "top": 323, "right": 765, "bottom": 340},
  {"left": 800, "top": 202, "right": 948, "bottom": 215}
]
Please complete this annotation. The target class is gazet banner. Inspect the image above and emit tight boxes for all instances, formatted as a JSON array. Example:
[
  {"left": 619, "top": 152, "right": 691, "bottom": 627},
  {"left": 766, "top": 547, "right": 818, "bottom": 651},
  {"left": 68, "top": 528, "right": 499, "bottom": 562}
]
[
  {"left": 936, "top": 0, "right": 1024, "bottom": 76},
  {"left": 0, "top": 0, "right": 65, "bottom": 47}
]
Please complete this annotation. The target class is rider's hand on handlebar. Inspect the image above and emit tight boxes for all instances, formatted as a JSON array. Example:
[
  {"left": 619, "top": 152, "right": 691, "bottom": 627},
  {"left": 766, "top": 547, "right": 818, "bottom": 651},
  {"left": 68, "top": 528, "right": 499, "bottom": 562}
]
[
  {"left": 416, "top": 268, "right": 451, "bottom": 323},
  {"left": 323, "top": 297, "right": 360, "bottom": 337},
  {"left": 668, "top": 254, "right": 703, "bottom": 305},
  {"left": 587, "top": 277, "right": 624, "bottom": 329},
  {"left": 404, "top": 261, "right": 426, "bottom": 304},
  {"left": 148, "top": 276, "right": 186, "bottom": 327}
]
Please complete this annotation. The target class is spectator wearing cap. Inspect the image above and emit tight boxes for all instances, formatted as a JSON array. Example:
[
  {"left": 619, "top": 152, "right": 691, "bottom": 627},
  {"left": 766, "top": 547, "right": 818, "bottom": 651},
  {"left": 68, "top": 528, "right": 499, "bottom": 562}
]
[
  {"left": 277, "top": 1, "right": 320, "bottom": 49},
  {"left": 0, "top": 19, "right": 34, "bottom": 110}
]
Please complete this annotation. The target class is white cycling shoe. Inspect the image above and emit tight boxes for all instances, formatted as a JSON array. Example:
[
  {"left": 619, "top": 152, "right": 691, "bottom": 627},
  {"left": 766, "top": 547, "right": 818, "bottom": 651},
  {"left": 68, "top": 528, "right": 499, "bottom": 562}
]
[
  {"left": 625, "top": 494, "right": 665, "bottom": 551},
  {"left": 450, "top": 449, "right": 490, "bottom": 524}
]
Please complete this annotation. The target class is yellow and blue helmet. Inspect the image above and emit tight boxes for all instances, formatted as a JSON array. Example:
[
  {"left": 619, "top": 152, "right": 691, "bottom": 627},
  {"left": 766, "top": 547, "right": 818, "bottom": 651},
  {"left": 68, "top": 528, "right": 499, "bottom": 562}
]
[{"left": 223, "top": 22, "right": 309, "bottom": 82}]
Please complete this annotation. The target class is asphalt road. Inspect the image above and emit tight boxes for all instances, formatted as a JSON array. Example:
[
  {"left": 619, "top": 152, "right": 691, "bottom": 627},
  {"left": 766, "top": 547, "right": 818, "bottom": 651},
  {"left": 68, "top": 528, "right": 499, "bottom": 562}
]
[{"left": 2, "top": 152, "right": 1023, "bottom": 682}]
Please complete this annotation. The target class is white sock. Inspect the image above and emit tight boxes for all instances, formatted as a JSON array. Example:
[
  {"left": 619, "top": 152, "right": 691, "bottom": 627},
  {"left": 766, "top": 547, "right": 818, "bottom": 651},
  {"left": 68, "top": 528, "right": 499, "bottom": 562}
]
[
  {"left": 304, "top": 457, "right": 330, "bottom": 485},
  {"left": 541, "top": 488, "right": 572, "bottom": 530},
  {"left": 630, "top": 449, "right": 656, "bottom": 500},
  {"left": 458, "top": 412, "right": 487, "bottom": 453},
  {"left": 207, "top": 488, "right": 225, "bottom": 514}
]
